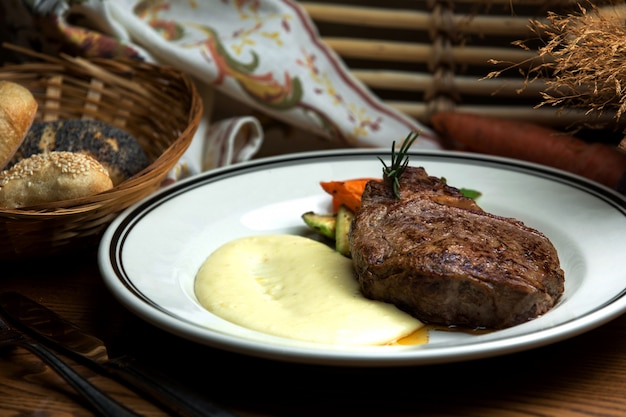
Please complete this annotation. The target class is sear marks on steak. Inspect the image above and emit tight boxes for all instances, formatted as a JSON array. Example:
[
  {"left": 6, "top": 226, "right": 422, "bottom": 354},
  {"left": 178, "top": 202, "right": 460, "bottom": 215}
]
[{"left": 349, "top": 166, "right": 564, "bottom": 329}]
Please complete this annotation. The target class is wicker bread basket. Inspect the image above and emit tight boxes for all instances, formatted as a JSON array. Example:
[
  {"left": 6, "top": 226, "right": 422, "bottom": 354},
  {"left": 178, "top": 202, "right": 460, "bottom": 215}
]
[{"left": 0, "top": 46, "right": 203, "bottom": 259}]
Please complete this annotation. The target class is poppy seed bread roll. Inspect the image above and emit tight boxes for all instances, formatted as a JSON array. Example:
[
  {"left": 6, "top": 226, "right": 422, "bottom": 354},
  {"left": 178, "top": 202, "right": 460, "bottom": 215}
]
[
  {"left": 0, "top": 81, "right": 38, "bottom": 169},
  {"left": 0, "top": 151, "right": 113, "bottom": 208},
  {"left": 10, "top": 119, "right": 149, "bottom": 186}
]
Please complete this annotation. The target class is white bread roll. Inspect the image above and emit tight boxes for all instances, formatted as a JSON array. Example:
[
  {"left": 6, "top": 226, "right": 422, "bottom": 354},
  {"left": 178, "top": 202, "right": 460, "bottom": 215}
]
[
  {"left": 0, "top": 81, "right": 38, "bottom": 169},
  {"left": 0, "top": 151, "right": 113, "bottom": 208}
]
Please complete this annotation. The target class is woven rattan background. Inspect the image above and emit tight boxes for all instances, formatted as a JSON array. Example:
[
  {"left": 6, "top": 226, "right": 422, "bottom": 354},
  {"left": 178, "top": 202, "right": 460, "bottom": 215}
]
[{"left": 300, "top": 0, "right": 618, "bottom": 130}]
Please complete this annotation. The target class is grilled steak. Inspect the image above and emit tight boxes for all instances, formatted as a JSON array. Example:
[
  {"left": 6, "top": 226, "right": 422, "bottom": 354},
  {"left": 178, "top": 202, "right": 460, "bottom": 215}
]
[{"left": 349, "top": 166, "right": 564, "bottom": 329}]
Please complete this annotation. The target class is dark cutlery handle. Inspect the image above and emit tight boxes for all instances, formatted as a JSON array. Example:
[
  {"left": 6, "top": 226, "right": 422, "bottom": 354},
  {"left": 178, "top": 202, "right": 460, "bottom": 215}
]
[
  {"left": 21, "top": 340, "right": 142, "bottom": 417},
  {"left": 103, "top": 356, "right": 239, "bottom": 417}
]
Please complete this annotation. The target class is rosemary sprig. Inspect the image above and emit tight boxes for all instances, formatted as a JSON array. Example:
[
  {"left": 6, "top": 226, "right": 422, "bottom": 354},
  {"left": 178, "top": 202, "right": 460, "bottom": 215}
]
[{"left": 378, "top": 131, "right": 419, "bottom": 198}]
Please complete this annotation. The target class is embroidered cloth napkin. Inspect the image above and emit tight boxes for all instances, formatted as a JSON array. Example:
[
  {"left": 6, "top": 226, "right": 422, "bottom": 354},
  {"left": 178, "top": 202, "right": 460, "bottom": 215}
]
[{"left": 5, "top": 0, "right": 442, "bottom": 180}]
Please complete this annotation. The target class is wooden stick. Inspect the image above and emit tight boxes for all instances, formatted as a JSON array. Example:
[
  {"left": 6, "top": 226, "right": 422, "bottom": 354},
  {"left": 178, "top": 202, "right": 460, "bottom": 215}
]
[
  {"left": 388, "top": 101, "right": 618, "bottom": 127},
  {"left": 350, "top": 69, "right": 546, "bottom": 97},
  {"left": 321, "top": 37, "right": 540, "bottom": 66},
  {"left": 301, "top": 2, "right": 544, "bottom": 36},
  {"left": 437, "top": 0, "right": 578, "bottom": 4}
]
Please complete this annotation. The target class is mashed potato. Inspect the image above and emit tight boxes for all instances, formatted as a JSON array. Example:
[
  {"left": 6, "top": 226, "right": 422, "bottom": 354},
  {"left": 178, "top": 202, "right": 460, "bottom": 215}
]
[{"left": 194, "top": 234, "right": 424, "bottom": 345}]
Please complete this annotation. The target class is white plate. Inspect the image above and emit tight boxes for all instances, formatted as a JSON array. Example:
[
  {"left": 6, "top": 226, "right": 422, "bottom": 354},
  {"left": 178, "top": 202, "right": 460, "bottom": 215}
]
[{"left": 99, "top": 149, "right": 626, "bottom": 367}]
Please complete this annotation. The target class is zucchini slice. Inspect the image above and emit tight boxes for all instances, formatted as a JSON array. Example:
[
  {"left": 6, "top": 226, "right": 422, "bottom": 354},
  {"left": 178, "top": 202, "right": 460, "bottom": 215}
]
[
  {"left": 301, "top": 211, "right": 336, "bottom": 239},
  {"left": 335, "top": 205, "right": 354, "bottom": 257}
]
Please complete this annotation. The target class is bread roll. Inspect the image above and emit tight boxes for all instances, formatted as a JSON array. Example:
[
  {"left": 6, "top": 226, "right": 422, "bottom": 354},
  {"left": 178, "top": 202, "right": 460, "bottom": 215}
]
[
  {"left": 10, "top": 119, "right": 148, "bottom": 186},
  {"left": 0, "top": 151, "right": 113, "bottom": 208},
  {"left": 0, "top": 81, "right": 38, "bottom": 170}
]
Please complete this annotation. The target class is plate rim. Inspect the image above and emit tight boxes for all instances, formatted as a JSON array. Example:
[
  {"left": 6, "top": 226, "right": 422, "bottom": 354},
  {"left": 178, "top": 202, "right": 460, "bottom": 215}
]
[{"left": 98, "top": 148, "right": 626, "bottom": 367}]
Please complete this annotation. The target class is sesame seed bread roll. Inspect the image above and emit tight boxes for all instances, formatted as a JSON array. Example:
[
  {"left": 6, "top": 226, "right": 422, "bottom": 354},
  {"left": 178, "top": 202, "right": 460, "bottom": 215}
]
[
  {"left": 0, "top": 151, "right": 113, "bottom": 209},
  {"left": 0, "top": 81, "right": 38, "bottom": 170},
  {"left": 10, "top": 119, "right": 149, "bottom": 186}
]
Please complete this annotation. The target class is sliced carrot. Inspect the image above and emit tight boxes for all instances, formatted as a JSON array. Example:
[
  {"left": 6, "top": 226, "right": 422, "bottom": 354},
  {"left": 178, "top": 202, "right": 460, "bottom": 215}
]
[
  {"left": 320, "top": 178, "right": 380, "bottom": 213},
  {"left": 431, "top": 111, "right": 626, "bottom": 189}
]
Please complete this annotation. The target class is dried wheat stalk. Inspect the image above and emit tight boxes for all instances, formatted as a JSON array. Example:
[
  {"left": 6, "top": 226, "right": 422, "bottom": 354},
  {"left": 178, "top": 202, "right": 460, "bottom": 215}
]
[{"left": 486, "top": 2, "right": 626, "bottom": 130}]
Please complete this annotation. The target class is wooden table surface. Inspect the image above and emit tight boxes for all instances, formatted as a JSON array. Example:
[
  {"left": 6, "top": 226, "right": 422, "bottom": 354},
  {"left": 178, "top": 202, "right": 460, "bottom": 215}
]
[{"left": 1, "top": 247, "right": 626, "bottom": 417}]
